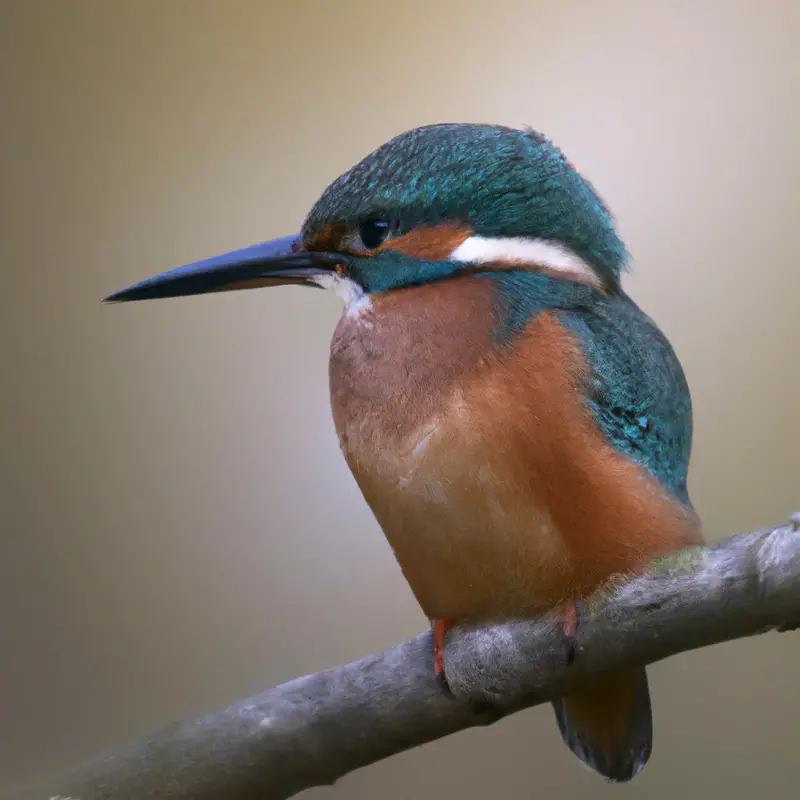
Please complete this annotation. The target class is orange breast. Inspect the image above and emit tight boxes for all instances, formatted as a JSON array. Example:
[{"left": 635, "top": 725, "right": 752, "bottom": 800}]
[{"left": 329, "top": 277, "right": 700, "bottom": 623}]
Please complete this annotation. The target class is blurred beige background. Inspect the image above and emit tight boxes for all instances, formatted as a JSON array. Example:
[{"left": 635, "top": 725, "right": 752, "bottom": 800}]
[{"left": 1, "top": 0, "right": 798, "bottom": 797}]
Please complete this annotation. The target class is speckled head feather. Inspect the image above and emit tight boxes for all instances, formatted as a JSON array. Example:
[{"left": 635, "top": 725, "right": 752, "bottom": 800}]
[{"left": 302, "top": 123, "right": 628, "bottom": 286}]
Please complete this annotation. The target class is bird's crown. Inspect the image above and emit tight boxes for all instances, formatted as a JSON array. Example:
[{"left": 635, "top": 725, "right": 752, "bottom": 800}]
[{"left": 302, "top": 123, "right": 627, "bottom": 289}]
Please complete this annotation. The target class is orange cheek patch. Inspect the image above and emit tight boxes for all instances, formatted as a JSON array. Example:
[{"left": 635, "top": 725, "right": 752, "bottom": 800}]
[
  {"left": 380, "top": 224, "right": 473, "bottom": 261},
  {"left": 306, "top": 223, "right": 347, "bottom": 252}
]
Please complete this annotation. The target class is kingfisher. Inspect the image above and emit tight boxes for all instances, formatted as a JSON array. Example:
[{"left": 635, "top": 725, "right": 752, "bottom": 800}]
[{"left": 105, "top": 123, "right": 703, "bottom": 782}]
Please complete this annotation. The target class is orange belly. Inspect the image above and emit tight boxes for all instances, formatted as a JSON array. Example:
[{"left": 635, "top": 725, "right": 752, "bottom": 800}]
[
  {"left": 343, "top": 416, "right": 576, "bottom": 620},
  {"left": 329, "top": 278, "right": 700, "bottom": 623}
]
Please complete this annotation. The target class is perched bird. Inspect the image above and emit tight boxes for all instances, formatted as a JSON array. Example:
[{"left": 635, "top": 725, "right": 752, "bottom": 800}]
[{"left": 105, "top": 123, "right": 703, "bottom": 782}]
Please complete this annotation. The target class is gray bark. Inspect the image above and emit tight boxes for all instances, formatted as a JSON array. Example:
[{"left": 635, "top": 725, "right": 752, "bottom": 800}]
[{"left": 6, "top": 516, "right": 800, "bottom": 800}]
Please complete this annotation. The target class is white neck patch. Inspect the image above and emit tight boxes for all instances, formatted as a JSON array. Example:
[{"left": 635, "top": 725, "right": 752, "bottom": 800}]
[
  {"left": 450, "top": 235, "right": 601, "bottom": 288},
  {"left": 310, "top": 273, "right": 372, "bottom": 319}
]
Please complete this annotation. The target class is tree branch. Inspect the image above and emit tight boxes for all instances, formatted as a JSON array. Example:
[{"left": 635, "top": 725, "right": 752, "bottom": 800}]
[{"left": 6, "top": 516, "right": 800, "bottom": 800}]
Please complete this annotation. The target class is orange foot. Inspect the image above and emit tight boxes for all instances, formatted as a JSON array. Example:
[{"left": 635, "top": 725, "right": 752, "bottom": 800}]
[{"left": 432, "top": 618, "right": 454, "bottom": 678}]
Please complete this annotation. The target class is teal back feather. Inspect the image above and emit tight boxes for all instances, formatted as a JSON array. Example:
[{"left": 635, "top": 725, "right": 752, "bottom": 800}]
[{"left": 483, "top": 272, "right": 693, "bottom": 507}]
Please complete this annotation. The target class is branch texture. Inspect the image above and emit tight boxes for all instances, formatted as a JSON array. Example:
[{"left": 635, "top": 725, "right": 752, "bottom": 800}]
[{"left": 7, "top": 516, "right": 800, "bottom": 800}]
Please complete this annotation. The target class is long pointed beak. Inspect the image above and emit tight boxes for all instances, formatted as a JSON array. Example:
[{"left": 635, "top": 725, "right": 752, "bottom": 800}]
[{"left": 103, "top": 234, "right": 343, "bottom": 303}]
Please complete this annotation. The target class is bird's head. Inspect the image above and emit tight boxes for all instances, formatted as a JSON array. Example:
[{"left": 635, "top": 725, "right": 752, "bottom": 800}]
[{"left": 105, "top": 124, "right": 627, "bottom": 306}]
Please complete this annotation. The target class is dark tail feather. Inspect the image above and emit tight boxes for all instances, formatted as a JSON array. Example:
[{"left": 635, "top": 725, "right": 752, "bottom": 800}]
[{"left": 552, "top": 667, "right": 652, "bottom": 782}]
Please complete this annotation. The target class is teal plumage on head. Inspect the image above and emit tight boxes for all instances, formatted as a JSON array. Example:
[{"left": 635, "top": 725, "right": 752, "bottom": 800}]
[{"left": 302, "top": 123, "right": 629, "bottom": 289}]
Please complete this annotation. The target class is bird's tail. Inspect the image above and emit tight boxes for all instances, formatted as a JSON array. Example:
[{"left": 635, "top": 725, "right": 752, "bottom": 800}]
[{"left": 551, "top": 667, "right": 652, "bottom": 782}]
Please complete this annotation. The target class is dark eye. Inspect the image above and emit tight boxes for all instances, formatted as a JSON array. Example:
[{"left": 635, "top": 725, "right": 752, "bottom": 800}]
[{"left": 358, "top": 219, "right": 395, "bottom": 250}]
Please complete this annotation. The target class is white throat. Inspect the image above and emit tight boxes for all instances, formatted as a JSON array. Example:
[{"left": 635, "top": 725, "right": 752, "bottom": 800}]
[{"left": 310, "top": 273, "right": 372, "bottom": 318}]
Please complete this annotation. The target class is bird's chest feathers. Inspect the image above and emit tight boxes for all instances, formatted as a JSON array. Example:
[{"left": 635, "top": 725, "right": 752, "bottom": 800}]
[
  {"left": 327, "top": 279, "right": 577, "bottom": 618},
  {"left": 329, "top": 278, "right": 496, "bottom": 495}
]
